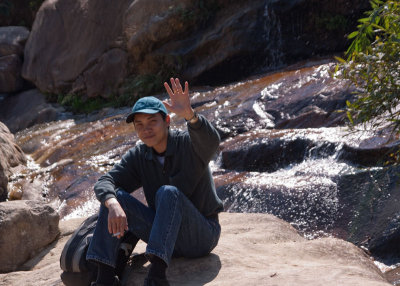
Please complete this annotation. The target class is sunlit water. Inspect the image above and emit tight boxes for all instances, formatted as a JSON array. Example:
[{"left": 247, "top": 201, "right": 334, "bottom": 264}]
[{"left": 9, "top": 61, "right": 398, "bottom": 273}]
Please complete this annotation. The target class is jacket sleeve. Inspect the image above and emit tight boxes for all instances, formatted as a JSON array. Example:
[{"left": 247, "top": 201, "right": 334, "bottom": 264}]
[
  {"left": 187, "top": 114, "right": 221, "bottom": 165},
  {"left": 94, "top": 148, "right": 142, "bottom": 205}
]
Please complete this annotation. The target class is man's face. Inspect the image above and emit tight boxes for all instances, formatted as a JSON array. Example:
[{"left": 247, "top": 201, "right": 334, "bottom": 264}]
[{"left": 133, "top": 112, "right": 170, "bottom": 152}]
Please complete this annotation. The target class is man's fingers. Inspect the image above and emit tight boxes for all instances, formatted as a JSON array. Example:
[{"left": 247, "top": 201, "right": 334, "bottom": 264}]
[
  {"left": 170, "top": 78, "right": 178, "bottom": 93},
  {"left": 164, "top": 82, "right": 174, "bottom": 97},
  {"left": 175, "top": 78, "right": 183, "bottom": 94},
  {"left": 119, "top": 217, "right": 127, "bottom": 232},
  {"left": 184, "top": 81, "right": 189, "bottom": 95}
]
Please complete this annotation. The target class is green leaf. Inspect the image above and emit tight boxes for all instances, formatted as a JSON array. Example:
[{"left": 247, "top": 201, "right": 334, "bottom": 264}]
[
  {"left": 348, "top": 31, "right": 359, "bottom": 39},
  {"left": 347, "top": 111, "right": 354, "bottom": 125},
  {"left": 335, "top": 56, "right": 347, "bottom": 64}
]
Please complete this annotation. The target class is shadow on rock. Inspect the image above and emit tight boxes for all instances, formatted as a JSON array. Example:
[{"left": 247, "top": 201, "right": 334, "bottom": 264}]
[{"left": 123, "top": 253, "right": 221, "bottom": 286}]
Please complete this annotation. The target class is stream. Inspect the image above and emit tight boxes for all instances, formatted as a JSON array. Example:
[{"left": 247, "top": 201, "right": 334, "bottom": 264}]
[{"left": 8, "top": 59, "right": 400, "bottom": 281}]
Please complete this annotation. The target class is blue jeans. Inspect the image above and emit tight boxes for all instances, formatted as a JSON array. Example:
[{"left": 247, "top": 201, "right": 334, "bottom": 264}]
[{"left": 86, "top": 185, "right": 221, "bottom": 267}]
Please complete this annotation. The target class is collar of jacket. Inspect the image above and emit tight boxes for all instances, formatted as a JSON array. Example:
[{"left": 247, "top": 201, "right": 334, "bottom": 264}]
[{"left": 144, "top": 130, "right": 175, "bottom": 161}]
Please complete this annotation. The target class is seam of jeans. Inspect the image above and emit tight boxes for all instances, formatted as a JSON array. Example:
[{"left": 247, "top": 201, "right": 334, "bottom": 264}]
[
  {"left": 145, "top": 249, "right": 168, "bottom": 265},
  {"left": 162, "top": 190, "right": 180, "bottom": 263}
]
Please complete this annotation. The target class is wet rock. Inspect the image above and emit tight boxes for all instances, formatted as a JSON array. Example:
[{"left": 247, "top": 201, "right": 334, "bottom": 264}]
[
  {"left": 259, "top": 63, "right": 357, "bottom": 129},
  {"left": 0, "top": 54, "right": 24, "bottom": 93},
  {"left": 82, "top": 48, "right": 128, "bottom": 98},
  {"left": 337, "top": 144, "right": 397, "bottom": 167},
  {"left": 221, "top": 137, "right": 312, "bottom": 172},
  {"left": 188, "top": 62, "right": 357, "bottom": 141},
  {"left": 369, "top": 213, "right": 400, "bottom": 260},
  {"left": 0, "top": 213, "right": 390, "bottom": 285},
  {"left": 8, "top": 182, "right": 23, "bottom": 200},
  {"left": 0, "top": 200, "right": 59, "bottom": 273},
  {"left": 0, "top": 122, "right": 26, "bottom": 201},
  {"left": 22, "top": 0, "right": 132, "bottom": 95},
  {"left": 384, "top": 266, "right": 400, "bottom": 286},
  {"left": 220, "top": 130, "right": 337, "bottom": 172},
  {"left": 0, "top": 26, "right": 30, "bottom": 93},
  {"left": 0, "top": 26, "right": 29, "bottom": 57},
  {"left": 0, "top": 89, "right": 60, "bottom": 133},
  {"left": 335, "top": 166, "right": 400, "bottom": 259}
]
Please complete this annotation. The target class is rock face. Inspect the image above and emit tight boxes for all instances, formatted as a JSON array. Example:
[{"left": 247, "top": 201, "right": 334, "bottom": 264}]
[
  {"left": 0, "top": 200, "right": 59, "bottom": 273},
  {"left": 22, "top": 0, "right": 131, "bottom": 96},
  {"left": 0, "top": 213, "right": 390, "bottom": 285},
  {"left": 270, "top": 0, "right": 370, "bottom": 65},
  {"left": 336, "top": 166, "right": 400, "bottom": 259},
  {"left": 0, "top": 89, "right": 61, "bottom": 133},
  {"left": 0, "top": 122, "right": 26, "bottom": 201},
  {"left": 0, "top": 26, "right": 29, "bottom": 93},
  {"left": 123, "top": 0, "right": 269, "bottom": 84},
  {"left": 22, "top": 0, "right": 368, "bottom": 96}
]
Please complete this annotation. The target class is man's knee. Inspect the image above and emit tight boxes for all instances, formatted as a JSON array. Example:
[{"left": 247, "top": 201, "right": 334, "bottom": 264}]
[{"left": 155, "top": 185, "right": 181, "bottom": 203}]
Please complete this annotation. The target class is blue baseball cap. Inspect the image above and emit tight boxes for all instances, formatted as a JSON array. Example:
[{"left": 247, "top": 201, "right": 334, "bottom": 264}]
[{"left": 126, "top": 96, "right": 168, "bottom": 123}]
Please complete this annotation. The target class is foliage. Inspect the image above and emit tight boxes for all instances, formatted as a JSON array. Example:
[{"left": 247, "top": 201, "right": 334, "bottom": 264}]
[
  {"left": 45, "top": 73, "right": 168, "bottom": 114},
  {"left": 336, "top": 0, "right": 400, "bottom": 135},
  {"left": 28, "top": 0, "right": 44, "bottom": 11},
  {"left": 118, "top": 74, "right": 165, "bottom": 107},
  {"left": 45, "top": 92, "right": 113, "bottom": 114},
  {"left": 315, "top": 14, "right": 349, "bottom": 32}
]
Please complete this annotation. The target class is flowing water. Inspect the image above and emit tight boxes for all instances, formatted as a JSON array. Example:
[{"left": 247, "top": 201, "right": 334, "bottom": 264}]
[
  {"left": 8, "top": 60, "right": 399, "bottom": 277},
  {"left": 7, "top": 60, "right": 378, "bottom": 222}
]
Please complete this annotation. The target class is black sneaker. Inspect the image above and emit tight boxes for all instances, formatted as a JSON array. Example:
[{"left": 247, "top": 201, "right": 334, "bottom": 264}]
[
  {"left": 143, "top": 276, "right": 170, "bottom": 286},
  {"left": 91, "top": 276, "right": 121, "bottom": 286}
]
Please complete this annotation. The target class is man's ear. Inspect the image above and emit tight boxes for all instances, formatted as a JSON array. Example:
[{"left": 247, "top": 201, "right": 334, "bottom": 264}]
[{"left": 166, "top": 114, "right": 171, "bottom": 125}]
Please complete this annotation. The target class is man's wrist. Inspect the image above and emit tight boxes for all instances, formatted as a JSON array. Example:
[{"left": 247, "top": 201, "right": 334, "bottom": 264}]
[
  {"left": 105, "top": 197, "right": 118, "bottom": 208},
  {"left": 185, "top": 111, "right": 198, "bottom": 124},
  {"left": 184, "top": 110, "right": 195, "bottom": 121}
]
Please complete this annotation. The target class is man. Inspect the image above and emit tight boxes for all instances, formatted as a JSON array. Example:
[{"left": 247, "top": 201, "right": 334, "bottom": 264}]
[{"left": 86, "top": 78, "right": 224, "bottom": 286}]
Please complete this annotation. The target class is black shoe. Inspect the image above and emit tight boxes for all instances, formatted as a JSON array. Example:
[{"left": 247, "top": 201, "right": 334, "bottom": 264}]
[
  {"left": 143, "top": 276, "right": 170, "bottom": 286},
  {"left": 91, "top": 276, "right": 121, "bottom": 286}
]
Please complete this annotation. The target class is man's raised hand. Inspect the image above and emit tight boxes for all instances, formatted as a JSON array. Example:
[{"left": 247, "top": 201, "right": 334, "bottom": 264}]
[{"left": 163, "top": 78, "right": 195, "bottom": 120}]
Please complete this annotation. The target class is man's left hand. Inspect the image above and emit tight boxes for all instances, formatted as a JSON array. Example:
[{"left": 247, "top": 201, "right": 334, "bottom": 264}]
[{"left": 163, "top": 78, "right": 195, "bottom": 120}]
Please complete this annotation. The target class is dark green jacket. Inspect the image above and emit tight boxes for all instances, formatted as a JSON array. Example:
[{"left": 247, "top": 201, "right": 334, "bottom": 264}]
[{"left": 94, "top": 114, "right": 224, "bottom": 217}]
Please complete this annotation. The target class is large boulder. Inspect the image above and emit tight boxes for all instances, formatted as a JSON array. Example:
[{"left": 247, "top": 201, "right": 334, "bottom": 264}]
[
  {"left": 22, "top": 0, "right": 368, "bottom": 96},
  {"left": 22, "top": 0, "right": 131, "bottom": 96},
  {"left": 0, "top": 26, "right": 29, "bottom": 93},
  {"left": 0, "top": 89, "right": 61, "bottom": 133},
  {"left": 335, "top": 166, "right": 400, "bottom": 259},
  {"left": 0, "top": 200, "right": 59, "bottom": 273},
  {"left": 0, "top": 213, "right": 391, "bottom": 285},
  {"left": 0, "top": 122, "right": 26, "bottom": 201}
]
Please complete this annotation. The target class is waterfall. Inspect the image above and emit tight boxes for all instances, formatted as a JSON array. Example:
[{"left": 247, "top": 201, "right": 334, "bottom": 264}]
[{"left": 263, "top": 1, "right": 284, "bottom": 70}]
